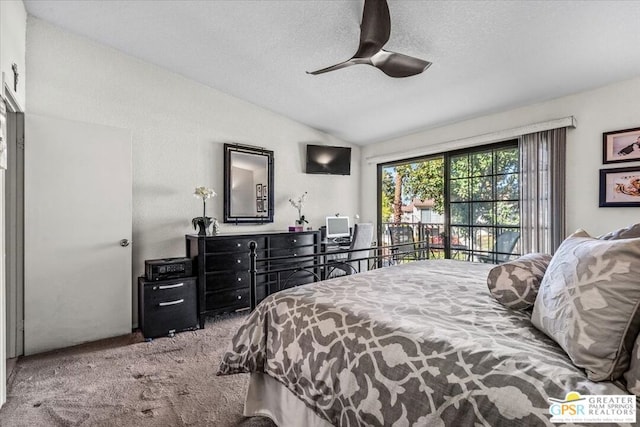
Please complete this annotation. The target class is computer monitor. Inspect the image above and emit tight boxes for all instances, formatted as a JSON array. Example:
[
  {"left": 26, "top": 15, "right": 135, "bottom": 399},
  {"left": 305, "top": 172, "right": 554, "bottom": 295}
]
[{"left": 326, "top": 216, "right": 350, "bottom": 239}]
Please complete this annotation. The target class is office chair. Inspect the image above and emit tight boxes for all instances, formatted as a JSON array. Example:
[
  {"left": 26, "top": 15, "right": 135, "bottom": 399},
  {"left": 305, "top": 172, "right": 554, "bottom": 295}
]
[
  {"left": 326, "top": 223, "right": 374, "bottom": 277},
  {"left": 476, "top": 231, "right": 520, "bottom": 264}
]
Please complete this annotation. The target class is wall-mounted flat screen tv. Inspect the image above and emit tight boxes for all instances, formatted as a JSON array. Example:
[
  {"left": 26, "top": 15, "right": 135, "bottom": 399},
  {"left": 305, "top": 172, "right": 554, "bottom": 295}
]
[{"left": 305, "top": 145, "right": 351, "bottom": 175}]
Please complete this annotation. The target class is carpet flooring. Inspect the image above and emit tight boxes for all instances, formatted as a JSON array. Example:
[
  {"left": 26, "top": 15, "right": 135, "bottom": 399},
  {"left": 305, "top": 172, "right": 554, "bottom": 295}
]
[{"left": 0, "top": 314, "right": 276, "bottom": 427}]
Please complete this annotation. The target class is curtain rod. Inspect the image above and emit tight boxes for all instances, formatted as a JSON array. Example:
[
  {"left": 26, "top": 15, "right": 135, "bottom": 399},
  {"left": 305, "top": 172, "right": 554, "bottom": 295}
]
[{"left": 365, "top": 116, "right": 577, "bottom": 165}]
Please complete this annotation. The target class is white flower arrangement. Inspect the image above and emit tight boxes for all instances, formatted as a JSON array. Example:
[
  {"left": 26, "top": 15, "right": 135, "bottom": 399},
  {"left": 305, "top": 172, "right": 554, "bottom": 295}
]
[
  {"left": 192, "top": 186, "right": 217, "bottom": 231},
  {"left": 288, "top": 192, "right": 308, "bottom": 225}
]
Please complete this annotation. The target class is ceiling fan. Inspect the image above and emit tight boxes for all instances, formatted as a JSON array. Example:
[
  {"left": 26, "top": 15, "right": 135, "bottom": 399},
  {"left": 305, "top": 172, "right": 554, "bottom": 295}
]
[{"left": 307, "top": 0, "right": 432, "bottom": 78}]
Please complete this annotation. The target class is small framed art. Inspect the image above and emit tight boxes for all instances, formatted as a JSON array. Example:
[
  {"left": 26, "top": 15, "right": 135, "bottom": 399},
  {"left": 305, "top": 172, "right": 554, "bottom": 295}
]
[
  {"left": 256, "top": 199, "right": 264, "bottom": 212},
  {"left": 256, "top": 184, "right": 262, "bottom": 198},
  {"left": 599, "top": 166, "right": 640, "bottom": 207},
  {"left": 603, "top": 127, "right": 640, "bottom": 164}
]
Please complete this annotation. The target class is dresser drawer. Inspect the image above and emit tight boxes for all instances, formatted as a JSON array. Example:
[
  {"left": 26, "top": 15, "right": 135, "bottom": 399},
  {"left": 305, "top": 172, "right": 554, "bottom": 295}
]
[
  {"left": 205, "top": 237, "right": 267, "bottom": 254},
  {"left": 205, "top": 253, "right": 251, "bottom": 272},
  {"left": 138, "top": 277, "right": 198, "bottom": 338},
  {"left": 269, "top": 233, "right": 316, "bottom": 248},
  {"left": 270, "top": 245, "right": 316, "bottom": 263},
  {"left": 205, "top": 270, "right": 266, "bottom": 291},
  {"left": 205, "top": 285, "right": 268, "bottom": 311}
]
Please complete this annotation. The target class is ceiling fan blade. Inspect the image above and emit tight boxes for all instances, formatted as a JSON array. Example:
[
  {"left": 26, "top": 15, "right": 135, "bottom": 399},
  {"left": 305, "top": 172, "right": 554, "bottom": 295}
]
[
  {"left": 306, "top": 59, "right": 362, "bottom": 75},
  {"left": 355, "top": 0, "right": 391, "bottom": 58},
  {"left": 371, "top": 50, "right": 432, "bottom": 78}
]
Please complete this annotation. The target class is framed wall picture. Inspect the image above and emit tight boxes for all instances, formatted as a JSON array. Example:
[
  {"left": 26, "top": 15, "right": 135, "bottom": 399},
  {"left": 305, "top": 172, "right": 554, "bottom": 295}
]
[
  {"left": 599, "top": 166, "right": 640, "bottom": 207},
  {"left": 262, "top": 185, "right": 267, "bottom": 199},
  {"left": 256, "top": 183, "right": 262, "bottom": 198},
  {"left": 256, "top": 199, "right": 264, "bottom": 212},
  {"left": 603, "top": 127, "right": 640, "bottom": 164}
]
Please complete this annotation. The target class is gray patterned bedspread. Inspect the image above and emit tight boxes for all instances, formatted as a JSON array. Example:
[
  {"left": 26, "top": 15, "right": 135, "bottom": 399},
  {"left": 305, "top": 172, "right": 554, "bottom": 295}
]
[{"left": 218, "top": 260, "right": 632, "bottom": 426}]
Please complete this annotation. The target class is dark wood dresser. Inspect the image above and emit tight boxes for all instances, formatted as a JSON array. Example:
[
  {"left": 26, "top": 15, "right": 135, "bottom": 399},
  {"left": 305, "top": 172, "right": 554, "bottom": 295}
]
[{"left": 186, "top": 230, "right": 321, "bottom": 326}]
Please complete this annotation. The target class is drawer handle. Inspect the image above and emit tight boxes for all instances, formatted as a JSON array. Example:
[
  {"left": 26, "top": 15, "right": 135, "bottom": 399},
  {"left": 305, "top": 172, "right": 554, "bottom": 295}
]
[
  {"left": 236, "top": 259, "right": 241, "bottom": 263},
  {"left": 237, "top": 295, "right": 242, "bottom": 300},
  {"left": 292, "top": 239, "right": 297, "bottom": 243},
  {"left": 157, "top": 283, "right": 184, "bottom": 290},
  {"left": 236, "top": 243, "right": 241, "bottom": 247},
  {"left": 237, "top": 277, "right": 242, "bottom": 282},
  {"left": 159, "top": 299, "right": 184, "bottom": 307}
]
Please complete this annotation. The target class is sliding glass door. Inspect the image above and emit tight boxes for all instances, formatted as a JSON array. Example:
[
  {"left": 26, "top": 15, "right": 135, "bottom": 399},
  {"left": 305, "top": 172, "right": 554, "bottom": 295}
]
[
  {"left": 378, "top": 156, "right": 445, "bottom": 258},
  {"left": 447, "top": 142, "right": 520, "bottom": 262},
  {"left": 378, "top": 140, "right": 520, "bottom": 263}
]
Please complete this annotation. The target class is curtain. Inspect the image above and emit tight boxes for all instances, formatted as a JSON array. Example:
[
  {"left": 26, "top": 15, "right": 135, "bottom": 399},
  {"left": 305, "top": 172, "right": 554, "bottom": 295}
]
[{"left": 519, "top": 128, "right": 566, "bottom": 254}]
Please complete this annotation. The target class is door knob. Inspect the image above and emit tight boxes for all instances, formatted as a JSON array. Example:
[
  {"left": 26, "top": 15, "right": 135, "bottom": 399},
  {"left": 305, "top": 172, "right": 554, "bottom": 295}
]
[{"left": 119, "top": 239, "right": 131, "bottom": 247}]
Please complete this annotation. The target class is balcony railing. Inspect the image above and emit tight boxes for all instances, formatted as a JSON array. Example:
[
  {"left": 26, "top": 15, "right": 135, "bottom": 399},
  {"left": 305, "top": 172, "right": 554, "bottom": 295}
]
[{"left": 380, "top": 222, "right": 520, "bottom": 262}]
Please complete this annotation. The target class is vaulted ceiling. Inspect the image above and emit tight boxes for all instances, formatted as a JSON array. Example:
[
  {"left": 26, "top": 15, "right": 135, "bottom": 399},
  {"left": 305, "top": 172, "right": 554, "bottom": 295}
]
[{"left": 24, "top": 0, "right": 640, "bottom": 145}]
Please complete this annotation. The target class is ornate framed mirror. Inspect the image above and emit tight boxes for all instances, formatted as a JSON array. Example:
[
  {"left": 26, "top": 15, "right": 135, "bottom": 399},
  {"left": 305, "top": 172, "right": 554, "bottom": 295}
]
[{"left": 223, "top": 143, "right": 274, "bottom": 224}]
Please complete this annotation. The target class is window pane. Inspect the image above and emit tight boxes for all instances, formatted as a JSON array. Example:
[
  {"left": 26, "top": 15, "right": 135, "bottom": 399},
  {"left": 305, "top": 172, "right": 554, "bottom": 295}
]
[
  {"left": 450, "top": 203, "right": 469, "bottom": 225},
  {"left": 450, "top": 155, "right": 468, "bottom": 179},
  {"left": 450, "top": 226, "right": 470, "bottom": 247},
  {"left": 470, "top": 152, "right": 493, "bottom": 177},
  {"left": 496, "top": 147, "right": 519, "bottom": 173},
  {"left": 450, "top": 178, "right": 469, "bottom": 202},
  {"left": 496, "top": 201, "right": 519, "bottom": 226},
  {"left": 473, "top": 227, "right": 493, "bottom": 252},
  {"left": 471, "top": 176, "right": 493, "bottom": 201},
  {"left": 472, "top": 202, "right": 494, "bottom": 225},
  {"left": 496, "top": 173, "right": 519, "bottom": 200}
]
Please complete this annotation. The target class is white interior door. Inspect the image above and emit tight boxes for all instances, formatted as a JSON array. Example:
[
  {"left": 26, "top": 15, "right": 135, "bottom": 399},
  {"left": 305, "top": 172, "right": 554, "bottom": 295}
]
[{"left": 24, "top": 114, "right": 132, "bottom": 355}]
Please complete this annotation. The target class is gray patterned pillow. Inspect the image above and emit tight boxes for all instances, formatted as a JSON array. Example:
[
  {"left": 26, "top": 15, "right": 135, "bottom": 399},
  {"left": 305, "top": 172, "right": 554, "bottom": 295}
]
[
  {"left": 487, "top": 253, "right": 552, "bottom": 310},
  {"left": 531, "top": 231, "right": 640, "bottom": 381},
  {"left": 598, "top": 222, "right": 640, "bottom": 240}
]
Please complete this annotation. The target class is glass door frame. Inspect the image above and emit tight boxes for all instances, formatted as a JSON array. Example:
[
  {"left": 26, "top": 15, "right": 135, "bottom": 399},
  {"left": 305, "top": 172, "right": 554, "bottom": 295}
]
[{"left": 376, "top": 139, "right": 520, "bottom": 262}]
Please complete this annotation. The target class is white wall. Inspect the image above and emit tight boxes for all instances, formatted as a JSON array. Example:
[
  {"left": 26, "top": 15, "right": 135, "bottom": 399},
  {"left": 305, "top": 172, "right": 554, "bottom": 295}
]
[
  {"left": 361, "top": 76, "right": 640, "bottom": 238},
  {"left": 0, "top": 0, "right": 27, "bottom": 110},
  {"left": 25, "top": 18, "right": 360, "bottom": 330}
]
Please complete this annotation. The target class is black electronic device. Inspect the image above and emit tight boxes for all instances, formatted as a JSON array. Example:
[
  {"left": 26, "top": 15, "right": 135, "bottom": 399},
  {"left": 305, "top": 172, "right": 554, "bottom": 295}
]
[
  {"left": 306, "top": 145, "right": 351, "bottom": 175},
  {"left": 145, "top": 257, "right": 192, "bottom": 281}
]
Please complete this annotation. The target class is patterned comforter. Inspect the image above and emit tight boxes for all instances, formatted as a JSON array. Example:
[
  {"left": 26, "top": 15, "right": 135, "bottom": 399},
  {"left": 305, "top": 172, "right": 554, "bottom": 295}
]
[{"left": 218, "top": 260, "right": 632, "bottom": 426}]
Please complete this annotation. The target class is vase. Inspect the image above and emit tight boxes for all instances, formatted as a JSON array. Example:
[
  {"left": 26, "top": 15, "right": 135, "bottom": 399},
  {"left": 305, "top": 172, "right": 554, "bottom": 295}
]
[{"left": 193, "top": 217, "right": 213, "bottom": 236}]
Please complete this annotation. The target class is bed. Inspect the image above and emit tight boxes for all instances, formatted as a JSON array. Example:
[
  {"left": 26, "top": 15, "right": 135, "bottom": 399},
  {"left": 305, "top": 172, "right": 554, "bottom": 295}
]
[{"left": 217, "top": 259, "right": 634, "bottom": 426}]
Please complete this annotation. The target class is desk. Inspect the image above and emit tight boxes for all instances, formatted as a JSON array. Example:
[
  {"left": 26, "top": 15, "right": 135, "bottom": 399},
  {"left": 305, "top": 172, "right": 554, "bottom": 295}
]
[
  {"left": 321, "top": 239, "right": 350, "bottom": 253},
  {"left": 320, "top": 240, "right": 350, "bottom": 279},
  {"left": 320, "top": 239, "right": 350, "bottom": 264}
]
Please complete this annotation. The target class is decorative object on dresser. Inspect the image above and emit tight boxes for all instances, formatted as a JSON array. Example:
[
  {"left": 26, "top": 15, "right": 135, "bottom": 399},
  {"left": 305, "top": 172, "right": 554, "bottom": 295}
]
[
  {"left": 192, "top": 186, "right": 217, "bottom": 236},
  {"left": 224, "top": 143, "right": 274, "bottom": 224},
  {"left": 288, "top": 191, "right": 308, "bottom": 232},
  {"left": 138, "top": 276, "right": 198, "bottom": 339},
  {"left": 186, "top": 230, "right": 321, "bottom": 327}
]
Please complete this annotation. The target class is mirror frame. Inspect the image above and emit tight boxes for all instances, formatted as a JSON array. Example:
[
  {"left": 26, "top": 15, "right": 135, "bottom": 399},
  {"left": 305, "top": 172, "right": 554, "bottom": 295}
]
[{"left": 223, "top": 143, "right": 274, "bottom": 224}]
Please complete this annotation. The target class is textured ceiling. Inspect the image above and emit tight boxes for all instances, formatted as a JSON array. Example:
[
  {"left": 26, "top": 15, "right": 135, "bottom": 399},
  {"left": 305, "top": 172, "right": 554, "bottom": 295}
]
[{"left": 24, "top": 0, "right": 640, "bottom": 145}]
